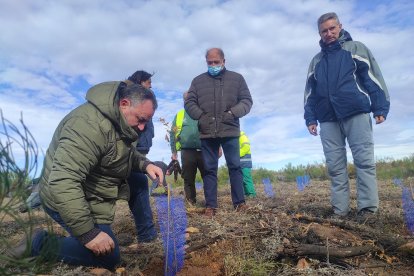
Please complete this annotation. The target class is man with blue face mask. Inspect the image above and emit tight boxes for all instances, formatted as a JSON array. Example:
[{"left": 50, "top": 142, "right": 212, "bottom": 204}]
[{"left": 185, "top": 48, "right": 253, "bottom": 218}]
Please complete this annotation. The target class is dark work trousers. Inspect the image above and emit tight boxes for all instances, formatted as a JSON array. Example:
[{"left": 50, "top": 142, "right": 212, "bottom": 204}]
[
  {"left": 201, "top": 137, "right": 245, "bottom": 208},
  {"left": 127, "top": 172, "right": 157, "bottom": 242},
  {"left": 33, "top": 205, "right": 121, "bottom": 270},
  {"left": 181, "top": 149, "right": 206, "bottom": 204}
]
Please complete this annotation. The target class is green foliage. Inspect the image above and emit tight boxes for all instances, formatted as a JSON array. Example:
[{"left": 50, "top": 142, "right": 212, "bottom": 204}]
[
  {"left": 167, "top": 171, "right": 203, "bottom": 189},
  {"left": 217, "top": 165, "right": 229, "bottom": 186},
  {"left": 195, "top": 172, "right": 203, "bottom": 183},
  {"left": 252, "top": 167, "right": 280, "bottom": 184},
  {"left": 0, "top": 111, "right": 55, "bottom": 275},
  {"left": 376, "top": 155, "right": 414, "bottom": 180},
  {"left": 248, "top": 154, "right": 414, "bottom": 183},
  {"left": 224, "top": 254, "right": 275, "bottom": 276}
]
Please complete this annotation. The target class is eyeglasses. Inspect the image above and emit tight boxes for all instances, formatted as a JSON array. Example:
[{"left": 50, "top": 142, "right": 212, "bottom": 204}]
[{"left": 206, "top": 60, "right": 223, "bottom": 65}]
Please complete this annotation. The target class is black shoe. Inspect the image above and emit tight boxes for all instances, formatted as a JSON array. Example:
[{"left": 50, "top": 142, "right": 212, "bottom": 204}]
[
  {"left": 356, "top": 209, "right": 377, "bottom": 224},
  {"left": 139, "top": 234, "right": 157, "bottom": 243},
  {"left": 5, "top": 228, "right": 44, "bottom": 259}
]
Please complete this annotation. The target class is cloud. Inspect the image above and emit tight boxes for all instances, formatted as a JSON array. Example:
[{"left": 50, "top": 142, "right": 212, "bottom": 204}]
[{"left": 0, "top": 0, "right": 413, "bottom": 172}]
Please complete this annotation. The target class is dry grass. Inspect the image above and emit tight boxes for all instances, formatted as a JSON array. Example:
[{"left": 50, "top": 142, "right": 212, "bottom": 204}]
[{"left": 1, "top": 178, "right": 414, "bottom": 275}]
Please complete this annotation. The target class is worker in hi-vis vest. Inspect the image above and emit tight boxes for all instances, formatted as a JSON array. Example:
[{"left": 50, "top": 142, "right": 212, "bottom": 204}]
[
  {"left": 170, "top": 92, "right": 206, "bottom": 205},
  {"left": 240, "top": 131, "right": 256, "bottom": 197}
]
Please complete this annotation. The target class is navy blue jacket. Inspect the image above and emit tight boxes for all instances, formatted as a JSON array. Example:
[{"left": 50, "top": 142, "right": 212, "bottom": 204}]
[
  {"left": 136, "top": 119, "right": 154, "bottom": 154},
  {"left": 304, "top": 30, "right": 390, "bottom": 126}
]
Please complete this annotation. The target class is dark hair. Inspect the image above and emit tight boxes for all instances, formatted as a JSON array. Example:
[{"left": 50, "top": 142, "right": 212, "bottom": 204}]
[
  {"left": 317, "top": 12, "right": 340, "bottom": 31},
  {"left": 118, "top": 83, "right": 158, "bottom": 110},
  {"left": 205, "top": 48, "right": 225, "bottom": 59},
  {"left": 127, "top": 70, "right": 153, "bottom": 84}
]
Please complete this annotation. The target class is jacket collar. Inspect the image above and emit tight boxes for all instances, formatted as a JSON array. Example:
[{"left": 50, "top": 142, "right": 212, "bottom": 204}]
[
  {"left": 319, "top": 29, "right": 353, "bottom": 53},
  {"left": 86, "top": 81, "right": 138, "bottom": 143}
]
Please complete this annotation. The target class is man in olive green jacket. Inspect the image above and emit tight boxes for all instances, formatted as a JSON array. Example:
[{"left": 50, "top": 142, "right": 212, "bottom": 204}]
[{"left": 7, "top": 82, "right": 164, "bottom": 270}]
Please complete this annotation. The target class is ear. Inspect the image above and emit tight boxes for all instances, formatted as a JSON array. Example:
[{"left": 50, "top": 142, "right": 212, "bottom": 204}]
[{"left": 119, "top": 98, "right": 131, "bottom": 108}]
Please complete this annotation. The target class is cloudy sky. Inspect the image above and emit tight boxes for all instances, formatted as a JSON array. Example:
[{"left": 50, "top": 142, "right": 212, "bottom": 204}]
[{"left": 1, "top": 0, "right": 413, "bottom": 174}]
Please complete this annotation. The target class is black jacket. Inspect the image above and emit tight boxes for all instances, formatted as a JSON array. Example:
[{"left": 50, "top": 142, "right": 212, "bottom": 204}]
[{"left": 185, "top": 68, "right": 253, "bottom": 138}]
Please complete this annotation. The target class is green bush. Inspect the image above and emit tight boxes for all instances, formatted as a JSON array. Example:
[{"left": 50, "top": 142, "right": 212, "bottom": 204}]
[{"left": 376, "top": 155, "right": 414, "bottom": 180}]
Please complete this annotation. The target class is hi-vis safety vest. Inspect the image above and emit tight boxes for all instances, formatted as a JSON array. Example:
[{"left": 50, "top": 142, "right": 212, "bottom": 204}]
[
  {"left": 239, "top": 131, "right": 251, "bottom": 157},
  {"left": 174, "top": 109, "right": 185, "bottom": 151}
]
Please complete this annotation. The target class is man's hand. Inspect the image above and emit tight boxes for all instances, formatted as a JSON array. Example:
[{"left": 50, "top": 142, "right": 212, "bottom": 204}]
[
  {"left": 307, "top": 124, "right": 318, "bottom": 136},
  {"left": 374, "top": 115, "right": 385, "bottom": 124},
  {"left": 146, "top": 163, "right": 164, "bottom": 187},
  {"left": 85, "top": 231, "right": 115, "bottom": 256},
  {"left": 171, "top": 152, "right": 178, "bottom": 161}
]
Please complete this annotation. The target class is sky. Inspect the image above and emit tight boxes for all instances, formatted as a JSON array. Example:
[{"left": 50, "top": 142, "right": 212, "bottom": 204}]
[{"left": 0, "top": 0, "right": 413, "bottom": 175}]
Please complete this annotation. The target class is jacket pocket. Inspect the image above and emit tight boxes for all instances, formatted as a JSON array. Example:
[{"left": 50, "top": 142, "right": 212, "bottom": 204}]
[
  {"left": 222, "top": 111, "right": 238, "bottom": 127},
  {"left": 198, "top": 113, "right": 211, "bottom": 135}
]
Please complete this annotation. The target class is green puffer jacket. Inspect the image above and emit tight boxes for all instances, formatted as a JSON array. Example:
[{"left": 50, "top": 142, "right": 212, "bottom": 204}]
[{"left": 40, "top": 81, "right": 150, "bottom": 237}]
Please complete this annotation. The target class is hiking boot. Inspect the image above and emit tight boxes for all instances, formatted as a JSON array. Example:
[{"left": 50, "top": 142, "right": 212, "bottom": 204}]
[
  {"left": 5, "top": 228, "right": 44, "bottom": 259},
  {"left": 139, "top": 235, "right": 158, "bottom": 244},
  {"left": 204, "top": 207, "right": 216, "bottom": 218},
  {"left": 357, "top": 209, "right": 377, "bottom": 225},
  {"left": 234, "top": 203, "right": 249, "bottom": 212}
]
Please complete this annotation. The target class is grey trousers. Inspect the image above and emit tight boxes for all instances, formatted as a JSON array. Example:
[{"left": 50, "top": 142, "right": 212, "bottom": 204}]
[{"left": 320, "top": 113, "right": 378, "bottom": 215}]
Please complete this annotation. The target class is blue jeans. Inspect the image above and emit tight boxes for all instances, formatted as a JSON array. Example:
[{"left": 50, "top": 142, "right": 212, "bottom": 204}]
[
  {"left": 32, "top": 173, "right": 155, "bottom": 269},
  {"left": 320, "top": 113, "right": 378, "bottom": 215},
  {"left": 32, "top": 205, "right": 120, "bottom": 270},
  {"left": 201, "top": 137, "right": 245, "bottom": 208},
  {"left": 128, "top": 172, "right": 157, "bottom": 242}
]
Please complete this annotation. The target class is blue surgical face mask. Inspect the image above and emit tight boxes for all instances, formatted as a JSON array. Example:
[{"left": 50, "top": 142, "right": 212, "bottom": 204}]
[{"left": 208, "top": 65, "right": 223, "bottom": 76}]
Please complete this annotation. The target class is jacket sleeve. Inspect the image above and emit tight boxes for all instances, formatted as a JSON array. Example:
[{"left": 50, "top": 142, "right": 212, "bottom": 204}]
[
  {"left": 304, "top": 61, "right": 318, "bottom": 126},
  {"left": 353, "top": 42, "right": 390, "bottom": 118},
  {"left": 131, "top": 150, "right": 152, "bottom": 172},
  {"left": 185, "top": 82, "right": 204, "bottom": 120},
  {"left": 47, "top": 117, "right": 107, "bottom": 237},
  {"left": 239, "top": 133, "right": 251, "bottom": 157},
  {"left": 136, "top": 120, "right": 154, "bottom": 151},
  {"left": 230, "top": 76, "right": 253, "bottom": 118}
]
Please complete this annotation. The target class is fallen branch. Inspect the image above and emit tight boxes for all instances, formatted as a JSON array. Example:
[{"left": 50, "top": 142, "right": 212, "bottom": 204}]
[
  {"left": 186, "top": 235, "right": 222, "bottom": 254},
  {"left": 295, "top": 214, "right": 358, "bottom": 231},
  {"left": 295, "top": 214, "right": 406, "bottom": 251},
  {"left": 281, "top": 243, "right": 379, "bottom": 258}
]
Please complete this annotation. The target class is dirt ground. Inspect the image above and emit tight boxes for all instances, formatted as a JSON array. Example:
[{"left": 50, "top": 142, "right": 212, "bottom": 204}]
[{"left": 1, "top": 178, "right": 414, "bottom": 275}]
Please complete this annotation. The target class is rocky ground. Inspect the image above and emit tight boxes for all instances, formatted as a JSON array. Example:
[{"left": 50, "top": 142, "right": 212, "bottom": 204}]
[{"left": 1, "top": 178, "right": 414, "bottom": 275}]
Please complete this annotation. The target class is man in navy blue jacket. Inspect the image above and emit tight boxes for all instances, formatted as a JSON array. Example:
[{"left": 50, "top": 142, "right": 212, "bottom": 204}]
[
  {"left": 304, "top": 13, "right": 390, "bottom": 221},
  {"left": 126, "top": 70, "right": 157, "bottom": 242}
]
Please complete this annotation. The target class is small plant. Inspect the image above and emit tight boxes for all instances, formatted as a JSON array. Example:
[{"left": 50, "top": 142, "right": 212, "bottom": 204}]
[
  {"left": 155, "top": 193, "right": 187, "bottom": 275},
  {"left": 262, "top": 178, "right": 275, "bottom": 198},
  {"left": 0, "top": 110, "right": 44, "bottom": 274},
  {"left": 402, "top": 186, "right": 414, "bottom": 235},
  {"left": 296, "top": 175, "right": 311, "bottom": 191}
]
